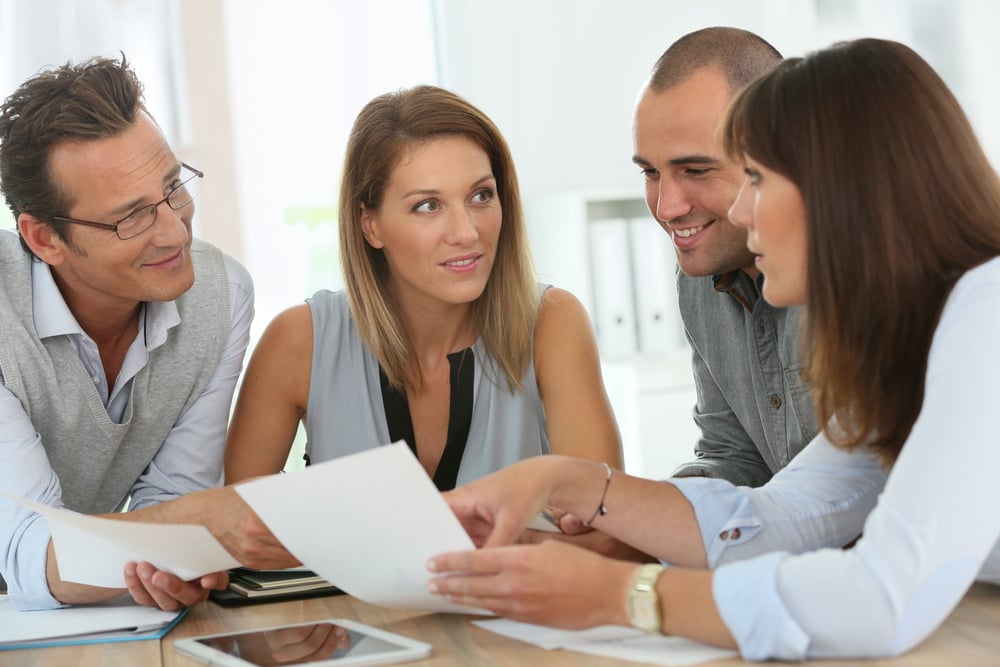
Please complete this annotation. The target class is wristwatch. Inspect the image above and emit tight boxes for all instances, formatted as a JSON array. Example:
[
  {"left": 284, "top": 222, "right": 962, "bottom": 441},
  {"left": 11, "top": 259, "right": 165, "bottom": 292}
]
[{"left": 626, "top": 563, "right": 665, "bottom": 633}]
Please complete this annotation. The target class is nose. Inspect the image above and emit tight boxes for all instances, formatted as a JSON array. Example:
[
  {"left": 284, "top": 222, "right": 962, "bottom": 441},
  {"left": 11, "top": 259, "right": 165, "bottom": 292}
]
[
  {"left": 149, "top": 199, "right": 192, "bottom": 245},
  {"left": 728, "top": 178, "right": 753, "bottom": 230},
  {"left": 445, "top": 206, "right": 479, "bottom": 245},
  {"left": 652, "top": 175, "right": 693, "bottom": 223}
]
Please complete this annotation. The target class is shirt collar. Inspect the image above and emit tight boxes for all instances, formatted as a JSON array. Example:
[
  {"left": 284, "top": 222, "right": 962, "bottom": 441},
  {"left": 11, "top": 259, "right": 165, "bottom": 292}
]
[
  {"left": 30, "top": 259, "right": 181, "bottom": 350},
  {"left": 712, "top": 269, "right": 762, "bottom": 313}
]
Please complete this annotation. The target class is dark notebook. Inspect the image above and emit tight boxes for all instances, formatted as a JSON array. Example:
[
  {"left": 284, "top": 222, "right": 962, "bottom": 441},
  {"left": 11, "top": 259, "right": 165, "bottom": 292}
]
[{"left": 209, "top": 567, "right": 343, "bottom": 607}]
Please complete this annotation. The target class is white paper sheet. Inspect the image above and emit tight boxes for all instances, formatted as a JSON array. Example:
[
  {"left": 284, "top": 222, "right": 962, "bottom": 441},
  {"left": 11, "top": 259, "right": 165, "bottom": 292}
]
[
  {"left": 235, "top": 441, "right": 485, "bottom": 614},
  {"left": 3, "top": 495, "right": 240, "bottom": 587},
  {"left": 473, "top": 619, "right": 737, "bottom": 666},
  {"left": 0, "top": 593, "right": 182, "bottom": 648}
]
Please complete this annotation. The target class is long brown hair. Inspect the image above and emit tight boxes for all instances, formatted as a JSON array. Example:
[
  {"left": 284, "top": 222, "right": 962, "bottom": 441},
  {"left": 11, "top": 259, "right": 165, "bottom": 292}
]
[
  {"left": 339, "top": 85, "right": 538, "bottom": 392},
  {"left": 723, "top": 38, "right": 1000, "bottom": 463}
]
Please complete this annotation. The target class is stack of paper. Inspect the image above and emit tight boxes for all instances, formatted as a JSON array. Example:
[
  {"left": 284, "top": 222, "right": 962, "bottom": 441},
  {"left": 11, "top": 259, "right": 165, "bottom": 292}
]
[{"left": 0, "top": 594, "right": 185, "bottom": 651}]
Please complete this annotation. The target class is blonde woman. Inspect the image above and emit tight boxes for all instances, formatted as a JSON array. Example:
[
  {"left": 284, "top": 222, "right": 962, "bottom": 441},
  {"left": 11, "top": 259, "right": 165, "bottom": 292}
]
[{"left": 226, "top": 85, "right": 622, "bottom": 490}]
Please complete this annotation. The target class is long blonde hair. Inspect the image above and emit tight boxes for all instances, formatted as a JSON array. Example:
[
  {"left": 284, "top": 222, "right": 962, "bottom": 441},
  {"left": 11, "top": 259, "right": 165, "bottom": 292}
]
[{"left": 339, "top": 85, "right": 538, "bottom": 392}]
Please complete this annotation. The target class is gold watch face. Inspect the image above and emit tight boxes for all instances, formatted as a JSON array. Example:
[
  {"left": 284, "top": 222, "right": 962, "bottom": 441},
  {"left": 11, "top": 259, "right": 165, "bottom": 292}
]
[
  {"left": 628, "top": 564, "right": 664, "bottom": 633},
  {"left": 628, "top": 593, "right": 660, "bottom": 632}
]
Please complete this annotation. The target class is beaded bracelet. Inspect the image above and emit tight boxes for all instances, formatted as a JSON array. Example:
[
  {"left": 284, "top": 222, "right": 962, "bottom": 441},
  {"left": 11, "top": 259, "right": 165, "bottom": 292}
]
[{"left": 583, "top": 462, "right": 613, "bottom": 527}]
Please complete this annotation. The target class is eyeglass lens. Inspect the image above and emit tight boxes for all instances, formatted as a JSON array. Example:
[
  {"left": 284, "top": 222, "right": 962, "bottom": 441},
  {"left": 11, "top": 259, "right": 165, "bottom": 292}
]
[{"left": 116, "top": 168, "right": 202, "bottom": 240}]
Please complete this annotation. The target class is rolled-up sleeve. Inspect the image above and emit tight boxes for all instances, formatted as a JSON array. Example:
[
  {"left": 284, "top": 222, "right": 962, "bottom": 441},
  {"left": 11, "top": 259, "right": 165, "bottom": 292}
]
[{"left": 669, "top": 434, "right": 886, "bottom": 568}]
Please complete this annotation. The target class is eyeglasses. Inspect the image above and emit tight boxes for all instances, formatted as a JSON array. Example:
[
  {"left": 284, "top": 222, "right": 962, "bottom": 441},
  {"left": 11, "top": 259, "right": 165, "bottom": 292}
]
[{"left": 40, "top": 163, "right": 203, "bottom": 240}]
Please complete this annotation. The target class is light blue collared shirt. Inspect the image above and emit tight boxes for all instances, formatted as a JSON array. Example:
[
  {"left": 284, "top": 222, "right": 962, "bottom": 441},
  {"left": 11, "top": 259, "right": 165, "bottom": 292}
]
[{"left": 0, "top": 253, "right": 253, "bottom": 608}]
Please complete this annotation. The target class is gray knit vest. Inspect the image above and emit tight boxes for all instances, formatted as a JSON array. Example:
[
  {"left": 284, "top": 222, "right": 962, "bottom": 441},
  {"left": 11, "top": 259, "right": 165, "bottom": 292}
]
[{"left": 0, "top": 232, "right": 230, "bottom": 514}]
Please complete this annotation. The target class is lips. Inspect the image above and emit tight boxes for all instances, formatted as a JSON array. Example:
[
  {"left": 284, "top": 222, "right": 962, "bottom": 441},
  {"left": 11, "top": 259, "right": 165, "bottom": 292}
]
[
  {"left": 670, "top": 221, "right": 712, "bottom": 249},
  {"left": 441, "top": 253, "right": 482, "bottom": 270},
  {"left": 144, "top": 249, "right": 183, "bottom": 268},
  {"left": 443, "top": 256, "right": 478, "bottom": 267},
  {"left": 673, "top": 224, "right": 706, "bottom": 238}
]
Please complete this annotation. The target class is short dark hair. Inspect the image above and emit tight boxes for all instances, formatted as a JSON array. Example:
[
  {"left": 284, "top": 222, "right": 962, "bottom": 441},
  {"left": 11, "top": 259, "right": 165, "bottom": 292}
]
[
  {"left": 0, "top": 54, "right": 148, "bottom": 253},
  {"left": 649, "top": 26, "right": 782, "bottom": 94}
]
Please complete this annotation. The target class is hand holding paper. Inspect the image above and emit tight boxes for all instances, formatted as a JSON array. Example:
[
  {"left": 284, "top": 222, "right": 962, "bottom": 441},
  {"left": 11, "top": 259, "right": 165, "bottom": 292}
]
[
  {"left": 234, "top": 442, "right": 486, "bottom": 614},
  {"left": 6, "top": 443, "right": 486, "bottom": 615},
  {"left": 3, "top": 495, "right": 240, "bottom": 588}
]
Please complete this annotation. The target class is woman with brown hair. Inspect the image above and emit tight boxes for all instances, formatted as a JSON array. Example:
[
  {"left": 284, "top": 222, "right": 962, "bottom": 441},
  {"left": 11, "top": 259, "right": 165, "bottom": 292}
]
[
  {"left": 225, "top": 85, "right": 622, "bottom": 490},
  {"left": 426, "top": 39, "right": 1000, "bottom": 660}
]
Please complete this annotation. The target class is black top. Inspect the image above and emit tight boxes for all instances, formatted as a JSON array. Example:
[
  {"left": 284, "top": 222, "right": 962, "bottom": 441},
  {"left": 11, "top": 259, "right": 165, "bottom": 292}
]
[{"left": 379, "top": 348, "right": 475, "bottom": 491}]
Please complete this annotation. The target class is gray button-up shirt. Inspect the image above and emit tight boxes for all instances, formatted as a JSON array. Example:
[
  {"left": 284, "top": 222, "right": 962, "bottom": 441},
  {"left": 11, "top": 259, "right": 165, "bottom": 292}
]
[{"left": 672, "top": 269, "right": 817, "bottom": 487}]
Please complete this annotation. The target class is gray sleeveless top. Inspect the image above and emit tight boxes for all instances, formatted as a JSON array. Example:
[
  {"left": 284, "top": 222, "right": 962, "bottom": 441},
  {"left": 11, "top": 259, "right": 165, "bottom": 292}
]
[
  {"left": 304, "top": 288, "right": 550, "bottom": 486},
  {"left": 0, "top": 233, "right": 230, "bottom": 513}
]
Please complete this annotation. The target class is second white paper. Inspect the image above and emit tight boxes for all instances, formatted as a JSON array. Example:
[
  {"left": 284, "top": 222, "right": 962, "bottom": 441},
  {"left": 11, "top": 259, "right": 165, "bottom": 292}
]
[
  {"left": 235, "top": 441, "right": 485, "bottom": 615},
  {"left": 3, "top": 495, "right": 239, "bottom": 587}
]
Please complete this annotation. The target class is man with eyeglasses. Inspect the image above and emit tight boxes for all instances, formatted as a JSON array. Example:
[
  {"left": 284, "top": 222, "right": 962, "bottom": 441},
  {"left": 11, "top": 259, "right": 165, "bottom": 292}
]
[{"left": 0, "top": 55, "right": 297, "bottom": 611}]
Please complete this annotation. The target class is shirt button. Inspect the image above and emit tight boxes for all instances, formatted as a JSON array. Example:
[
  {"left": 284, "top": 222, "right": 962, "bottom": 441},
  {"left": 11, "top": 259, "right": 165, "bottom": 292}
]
[
  {"left": 731, "top": 528, "right": 741, "bottom": 540},
  {"left": 757, "top": 321, "right": 766, "bottom": 336},
  {"left": 769, "top": 394, "right": 782, "bottom": 409},
  {"left": 719, "top": 530, "right": 729, "bottom": 540},
  {"left": 92, "top": 376, "right": 101, "bottom": 385}
]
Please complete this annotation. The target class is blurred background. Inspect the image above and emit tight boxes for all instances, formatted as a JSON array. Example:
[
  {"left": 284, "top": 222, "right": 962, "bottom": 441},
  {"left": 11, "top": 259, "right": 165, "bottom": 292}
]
[{"left": 1, "top": 0, "right": 994, "bottom": 476}]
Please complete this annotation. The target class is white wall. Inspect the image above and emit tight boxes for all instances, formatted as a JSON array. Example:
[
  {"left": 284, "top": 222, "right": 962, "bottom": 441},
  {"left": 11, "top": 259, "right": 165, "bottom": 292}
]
[
  {"left": 433, "top": 0, "right": 1000, "bottom": 204},
  {"left": 433, "top": 0, "right": 797, "bottom": 201},
  {"left": 207, "top": 0, "right": 437, "bottom": 340}
]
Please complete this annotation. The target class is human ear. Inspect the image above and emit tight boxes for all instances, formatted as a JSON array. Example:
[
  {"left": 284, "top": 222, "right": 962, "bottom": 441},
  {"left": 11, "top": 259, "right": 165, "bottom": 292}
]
[
  {"left": 360, "top": 205, "right": 385, "bottom": 249},
  {"left": 18, "top": 214, "right": 68, "bottom": 265}
]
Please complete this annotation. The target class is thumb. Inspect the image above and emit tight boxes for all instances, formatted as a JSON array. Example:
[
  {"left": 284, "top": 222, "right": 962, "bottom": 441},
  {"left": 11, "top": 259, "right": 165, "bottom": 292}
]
[
  {"left": 482, "top": 512, "right": 528, "bottom": 548},
  {"left": 559, "top": 512, "right": 593, "bottom": 535}
]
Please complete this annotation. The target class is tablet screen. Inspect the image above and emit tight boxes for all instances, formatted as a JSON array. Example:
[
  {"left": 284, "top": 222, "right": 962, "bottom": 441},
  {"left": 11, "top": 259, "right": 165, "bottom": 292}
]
[{"left": 187, "top": 621, "right": 419, "bottom": 666}]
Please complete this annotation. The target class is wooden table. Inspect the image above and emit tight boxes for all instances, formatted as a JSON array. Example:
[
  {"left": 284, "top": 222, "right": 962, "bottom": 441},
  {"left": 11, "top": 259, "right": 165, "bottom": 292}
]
[{"left": 5, "top": 583, "right": 1000, "bottom": 666}]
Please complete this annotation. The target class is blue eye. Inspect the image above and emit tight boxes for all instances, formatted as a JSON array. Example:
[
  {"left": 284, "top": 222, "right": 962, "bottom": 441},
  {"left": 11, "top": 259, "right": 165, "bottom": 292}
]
[{"left": 744, "top": 167, "right": 761, "bottom": 185}]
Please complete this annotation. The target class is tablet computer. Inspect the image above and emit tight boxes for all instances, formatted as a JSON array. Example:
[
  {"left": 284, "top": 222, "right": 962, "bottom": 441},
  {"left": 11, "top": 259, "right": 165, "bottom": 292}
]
[{"left": 173, "top": 618, "right": 431, "bottom": 666}]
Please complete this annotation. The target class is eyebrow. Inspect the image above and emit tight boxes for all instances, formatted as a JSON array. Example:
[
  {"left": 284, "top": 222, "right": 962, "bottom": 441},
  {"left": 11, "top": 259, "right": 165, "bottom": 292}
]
[
  {"left": 632, "top": 154, "right": 720, "bottom": 168},
  {"left": 401, "top": 174, "right": 496, "bottom": 199},
  {"left": 108, "top": 163, "right": 183, "bottom": 217}
]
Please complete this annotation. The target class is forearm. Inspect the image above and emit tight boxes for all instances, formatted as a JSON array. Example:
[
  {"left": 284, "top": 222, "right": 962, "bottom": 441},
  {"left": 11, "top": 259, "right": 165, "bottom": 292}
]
[
  {"left": 659, "top": 568, "right": 735, "bottom": 647},
  {"left": 547, "top": 458, "right": 708, "bottom": 567},
  {"left": 118, "top": 486, "right": 297, "bottom": 571},
  {"left": 45, "top": 539, "right": 122, "bottom": 605}
]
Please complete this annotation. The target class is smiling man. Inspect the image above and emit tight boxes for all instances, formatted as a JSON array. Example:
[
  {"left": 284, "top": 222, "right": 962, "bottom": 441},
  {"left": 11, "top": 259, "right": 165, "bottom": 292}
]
[
  {"left": 632, "top": 27, "right": 817, "bottom": 486},
  {"left": 0, "top": 55, "right": 296, "bottom": 611}
]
